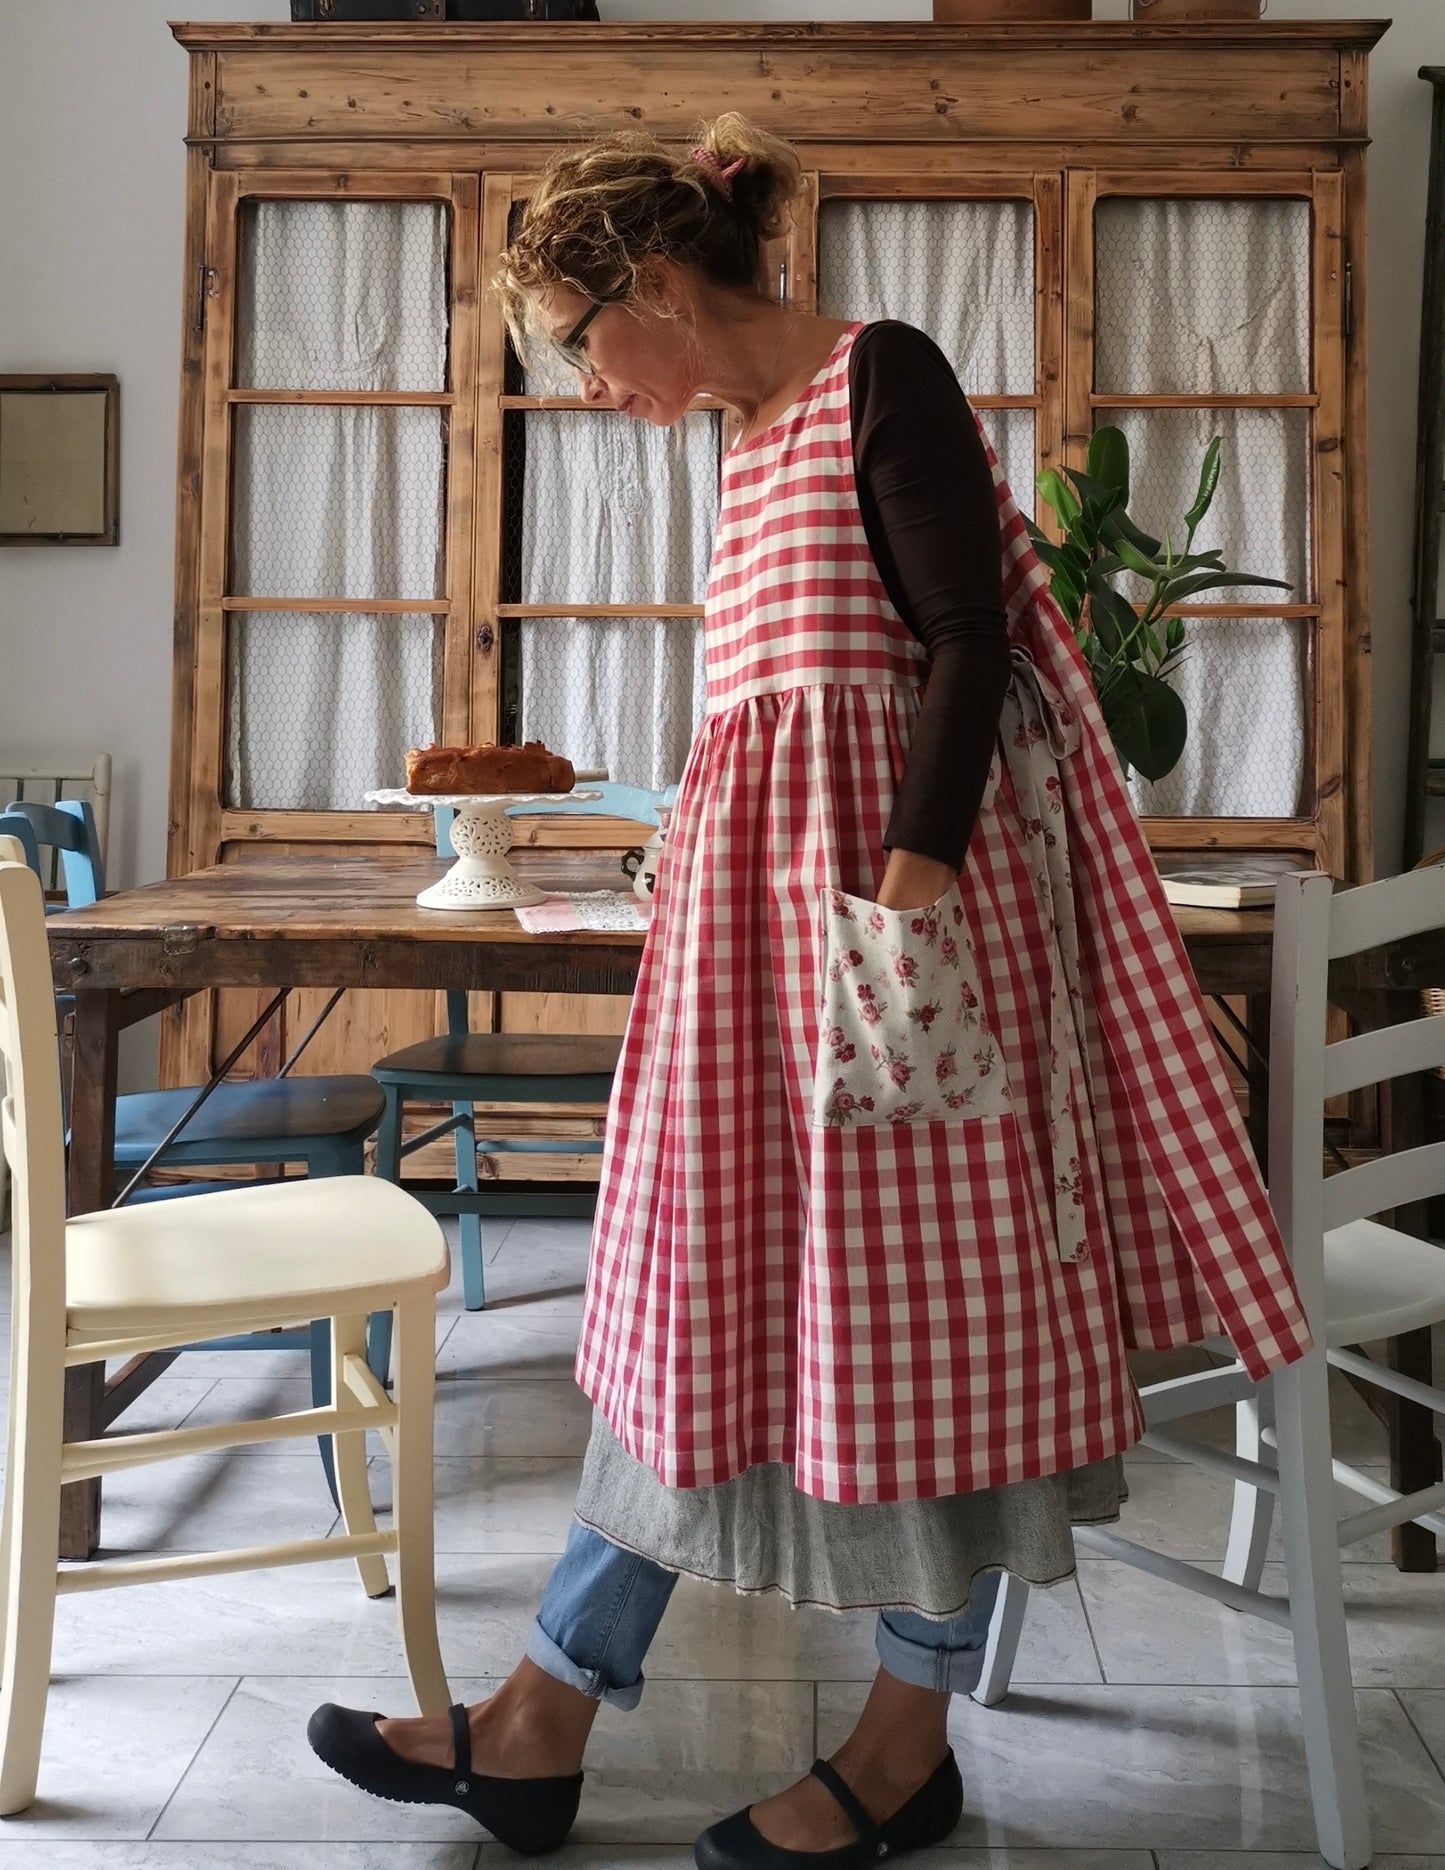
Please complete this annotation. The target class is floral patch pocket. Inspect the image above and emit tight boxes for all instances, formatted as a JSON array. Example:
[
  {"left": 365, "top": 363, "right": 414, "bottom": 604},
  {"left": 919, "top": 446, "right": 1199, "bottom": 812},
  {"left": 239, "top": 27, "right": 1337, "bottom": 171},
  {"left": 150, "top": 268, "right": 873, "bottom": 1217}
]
[{"left": 811, "top": 882, "right": 1014, "bottom": 1131}]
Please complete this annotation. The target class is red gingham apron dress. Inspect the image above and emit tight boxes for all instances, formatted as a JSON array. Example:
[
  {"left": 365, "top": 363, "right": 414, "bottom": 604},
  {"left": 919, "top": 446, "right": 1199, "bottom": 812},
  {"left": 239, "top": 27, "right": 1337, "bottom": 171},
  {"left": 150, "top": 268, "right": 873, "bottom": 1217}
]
[{"left": 576, "top": 323, "right": 1312, "bottom": 1507}]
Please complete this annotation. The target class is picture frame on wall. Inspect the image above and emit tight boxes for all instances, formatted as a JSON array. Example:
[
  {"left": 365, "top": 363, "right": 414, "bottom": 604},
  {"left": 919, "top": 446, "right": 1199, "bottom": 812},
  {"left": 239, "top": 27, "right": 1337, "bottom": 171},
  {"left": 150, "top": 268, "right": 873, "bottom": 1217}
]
[{"left": 0, "top": 374, "right": 119, "bottom": 545}]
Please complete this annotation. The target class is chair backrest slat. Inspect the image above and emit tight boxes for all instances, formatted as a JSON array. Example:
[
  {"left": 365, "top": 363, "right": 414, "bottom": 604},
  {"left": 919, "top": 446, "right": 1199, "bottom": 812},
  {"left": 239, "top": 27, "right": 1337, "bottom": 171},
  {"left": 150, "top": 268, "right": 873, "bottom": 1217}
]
[
  {"left": 1327, "top": 865, "right": 1445, "bottom": 959},
  {"left": 0, "top": 859, "right": 69, "bottom": 1341},
  {"left": 1322, "top": 1141, "right": 1445, "bottom": 1233},
  {"left": 1324, "top": 1016, "right": 1445, "bottom": 1099}
]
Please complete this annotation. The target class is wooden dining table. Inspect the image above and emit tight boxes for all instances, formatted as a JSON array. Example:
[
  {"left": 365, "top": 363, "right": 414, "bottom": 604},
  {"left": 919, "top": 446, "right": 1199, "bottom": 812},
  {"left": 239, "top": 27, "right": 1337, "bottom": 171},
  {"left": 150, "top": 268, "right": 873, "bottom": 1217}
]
[{"left": 43, "top": 852, "right": 1445, "bottom": 1567}]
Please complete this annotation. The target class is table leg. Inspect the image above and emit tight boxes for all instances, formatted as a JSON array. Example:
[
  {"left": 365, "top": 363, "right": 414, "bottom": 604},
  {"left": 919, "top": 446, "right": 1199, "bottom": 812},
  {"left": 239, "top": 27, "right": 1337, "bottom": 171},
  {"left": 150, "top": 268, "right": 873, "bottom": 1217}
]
[
  {"left": 59, "top": 989, "right": 119, "bottom": 1561},
  {"left": 1244, "top": 992, "right": 1271, "bottom": 1179}
]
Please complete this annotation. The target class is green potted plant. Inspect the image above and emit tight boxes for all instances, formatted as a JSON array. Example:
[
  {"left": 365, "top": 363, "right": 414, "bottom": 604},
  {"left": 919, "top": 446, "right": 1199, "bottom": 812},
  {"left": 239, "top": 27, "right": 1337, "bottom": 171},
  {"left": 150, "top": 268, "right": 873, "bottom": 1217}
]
[{"left": 1028, "top": 426, "right": 1290, "bottom": 781}]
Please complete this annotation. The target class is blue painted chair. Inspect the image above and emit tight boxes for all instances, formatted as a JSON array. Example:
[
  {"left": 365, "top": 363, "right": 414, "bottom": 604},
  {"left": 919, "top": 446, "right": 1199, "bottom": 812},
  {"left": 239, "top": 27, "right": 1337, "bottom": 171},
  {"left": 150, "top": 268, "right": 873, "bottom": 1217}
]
[
  {"left": 369, "top": 782, "right": 672, "bottom": 1310},
  {"left": 3, "top": 799, "right": 390, "bottom": 1498}
]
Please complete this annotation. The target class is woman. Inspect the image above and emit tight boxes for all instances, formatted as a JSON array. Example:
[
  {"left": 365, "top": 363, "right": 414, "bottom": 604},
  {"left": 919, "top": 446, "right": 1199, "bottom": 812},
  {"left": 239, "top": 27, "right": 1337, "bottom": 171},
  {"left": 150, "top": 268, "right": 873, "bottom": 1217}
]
[{"left": 309, "top": 116, "right": 1312, "bottom": 1866}]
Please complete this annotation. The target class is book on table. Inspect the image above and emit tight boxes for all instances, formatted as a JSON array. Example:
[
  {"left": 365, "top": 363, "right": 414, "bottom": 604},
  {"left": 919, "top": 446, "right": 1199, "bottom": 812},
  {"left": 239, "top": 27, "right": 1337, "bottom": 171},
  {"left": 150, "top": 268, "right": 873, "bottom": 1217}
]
[{"left": 1156, "top": 855, "right": 1310, "bottom": 910}]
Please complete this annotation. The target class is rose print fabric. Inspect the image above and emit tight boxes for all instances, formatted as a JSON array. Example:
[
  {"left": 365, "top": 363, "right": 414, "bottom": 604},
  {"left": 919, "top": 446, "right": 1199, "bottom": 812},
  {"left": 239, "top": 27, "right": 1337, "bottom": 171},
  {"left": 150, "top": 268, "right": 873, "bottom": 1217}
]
[{"left": 813, "top": 881, "right": 1012, "bottom": 1131}]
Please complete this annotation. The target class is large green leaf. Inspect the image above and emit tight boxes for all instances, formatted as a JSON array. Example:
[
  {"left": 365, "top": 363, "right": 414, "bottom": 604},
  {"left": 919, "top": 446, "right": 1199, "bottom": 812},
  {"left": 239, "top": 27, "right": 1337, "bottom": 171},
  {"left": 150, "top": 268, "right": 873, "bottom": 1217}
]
[
  {"left": 1086, "top": 581, "right": 1137, "bottom": 655},
  {"left": 1036, "top": 468, "right": 1081, "bottom": 529},
  {"left": 1103, "top": 665, "right": 1188, "bottom": 780},
  {"left": 1184, "top": 437, "right": 1222, "bottom": 535},
  {"left": 1100, "top": 508, "right": 1163, "bottom": 560},
  {"left": 1113, "top": 535, "right": 1162, "bottom": 581},
  {"left": 1157, "top": 569, "right": 1293, "bottom": 606},
  {"left": 1085, "top": 425, "right": 1130, "bottom": 500}
]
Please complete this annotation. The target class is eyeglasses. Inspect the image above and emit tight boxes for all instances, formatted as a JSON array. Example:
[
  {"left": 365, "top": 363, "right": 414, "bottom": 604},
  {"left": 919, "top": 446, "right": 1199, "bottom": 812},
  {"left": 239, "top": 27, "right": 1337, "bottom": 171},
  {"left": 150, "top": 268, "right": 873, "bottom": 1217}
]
[{"left": 551, "top": 299, "right": 604, "bottom": 374}]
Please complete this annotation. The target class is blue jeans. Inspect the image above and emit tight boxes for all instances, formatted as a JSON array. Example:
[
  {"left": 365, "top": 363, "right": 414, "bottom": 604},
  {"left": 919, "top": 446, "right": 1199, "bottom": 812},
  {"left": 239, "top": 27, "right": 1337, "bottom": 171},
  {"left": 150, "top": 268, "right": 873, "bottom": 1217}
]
[{"left": 526, "top": 1520, "right": 1004, "bottom": 1712}]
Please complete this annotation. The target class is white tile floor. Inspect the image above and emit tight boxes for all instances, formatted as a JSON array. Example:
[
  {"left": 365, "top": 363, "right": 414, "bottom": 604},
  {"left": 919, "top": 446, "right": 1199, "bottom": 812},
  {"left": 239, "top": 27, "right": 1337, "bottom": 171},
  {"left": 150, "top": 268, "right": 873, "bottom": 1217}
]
[{"left": 1, "top": 1217, "right": 1445, "bottom": 1868}]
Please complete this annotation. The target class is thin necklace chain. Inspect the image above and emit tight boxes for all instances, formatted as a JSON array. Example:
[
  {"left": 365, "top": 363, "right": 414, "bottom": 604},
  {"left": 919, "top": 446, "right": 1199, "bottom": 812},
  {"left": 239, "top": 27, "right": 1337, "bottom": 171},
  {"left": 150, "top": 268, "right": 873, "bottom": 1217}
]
[{"left": 739, "top": 310, "right": 802, "bottom": 448}]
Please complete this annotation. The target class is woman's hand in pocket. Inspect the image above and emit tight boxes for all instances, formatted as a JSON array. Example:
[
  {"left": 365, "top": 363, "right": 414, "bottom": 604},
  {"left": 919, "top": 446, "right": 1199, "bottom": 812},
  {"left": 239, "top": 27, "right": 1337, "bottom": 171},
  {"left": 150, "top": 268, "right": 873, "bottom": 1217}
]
[{"left": 873, "top": 847, "right": 958, "bottom": 912}]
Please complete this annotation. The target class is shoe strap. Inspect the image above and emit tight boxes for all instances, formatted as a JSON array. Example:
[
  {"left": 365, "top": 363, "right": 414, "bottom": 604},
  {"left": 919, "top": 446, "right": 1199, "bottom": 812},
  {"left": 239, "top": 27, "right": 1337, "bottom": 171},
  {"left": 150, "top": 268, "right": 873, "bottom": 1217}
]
[
  {"left": 808, "top": 1758, "right": 881, "bottom": 1847},
  {"left": 448, "top": 1704, "right": 473, "bottom": 1785}
]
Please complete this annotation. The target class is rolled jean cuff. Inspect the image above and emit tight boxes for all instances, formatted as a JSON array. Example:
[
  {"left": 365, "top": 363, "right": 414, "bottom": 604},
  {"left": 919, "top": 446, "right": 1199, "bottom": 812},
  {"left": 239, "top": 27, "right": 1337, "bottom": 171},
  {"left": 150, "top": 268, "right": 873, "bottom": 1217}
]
[
  {"left": 874, "top": 1600, "right": 995, "bottom": 1696},
  {"left": 524, "top": 1615, "right": 647, "bottom": 1712}
]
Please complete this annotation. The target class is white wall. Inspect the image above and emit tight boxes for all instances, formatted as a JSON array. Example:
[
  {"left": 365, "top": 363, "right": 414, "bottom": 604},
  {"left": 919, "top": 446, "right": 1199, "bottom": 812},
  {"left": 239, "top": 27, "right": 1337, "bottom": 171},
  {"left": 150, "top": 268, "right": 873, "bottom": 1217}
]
[{"left": 0, "top": 0, "right": 1438, "bottom": 892}]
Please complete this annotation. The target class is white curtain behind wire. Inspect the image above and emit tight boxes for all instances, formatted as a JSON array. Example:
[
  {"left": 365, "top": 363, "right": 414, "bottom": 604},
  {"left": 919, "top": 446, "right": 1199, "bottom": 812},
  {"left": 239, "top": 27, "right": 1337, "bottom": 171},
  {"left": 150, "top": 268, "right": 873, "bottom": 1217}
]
[
  {"left": 820, "top": 195, "right": 1312, "bottom": 818},
  {"left": 516, "top": 392, "right": 717, "bottom": 789},
  {"left": 1096, "top": 199, "right": 1312, "bottom": 817},
  {"left": 227, "top": 200, "right": 448, "bottom": 811}
]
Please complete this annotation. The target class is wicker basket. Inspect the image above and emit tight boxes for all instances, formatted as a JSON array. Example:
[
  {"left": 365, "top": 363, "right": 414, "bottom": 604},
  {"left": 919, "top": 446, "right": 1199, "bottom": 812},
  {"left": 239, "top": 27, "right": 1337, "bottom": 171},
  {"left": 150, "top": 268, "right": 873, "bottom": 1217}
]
[
  {"left": 934, "top": 0, "right": 1090, "bottom": 19},
  {"left": 1131, "top": 0, "right": 1264, "bottom": 17},
  {"left": 1414, "top": 846, "right": 1445, "bottom": 1080}
]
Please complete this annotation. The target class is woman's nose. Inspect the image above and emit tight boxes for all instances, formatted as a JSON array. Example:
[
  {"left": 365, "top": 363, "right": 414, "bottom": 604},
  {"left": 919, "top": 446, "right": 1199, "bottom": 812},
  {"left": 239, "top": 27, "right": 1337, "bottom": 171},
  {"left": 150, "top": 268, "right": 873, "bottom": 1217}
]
[{"left": 580, "top": 371, "right": 609, "bottom": 405}]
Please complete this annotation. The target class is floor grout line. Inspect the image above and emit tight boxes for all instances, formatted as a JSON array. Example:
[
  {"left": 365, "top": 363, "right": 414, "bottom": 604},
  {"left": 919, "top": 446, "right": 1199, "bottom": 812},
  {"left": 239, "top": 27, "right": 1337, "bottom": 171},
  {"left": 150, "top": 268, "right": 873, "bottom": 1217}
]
[{"left": 143, "top": 1673, "right": 243, "bottom": 1841}]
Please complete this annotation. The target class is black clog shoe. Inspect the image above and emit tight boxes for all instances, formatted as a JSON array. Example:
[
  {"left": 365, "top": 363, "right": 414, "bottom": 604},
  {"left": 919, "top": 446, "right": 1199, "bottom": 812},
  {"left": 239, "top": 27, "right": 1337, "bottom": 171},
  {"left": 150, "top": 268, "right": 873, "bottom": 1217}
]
[
  {"left": 307, "top": 1700, "right": 582, "bottom": 1855},
  {"left": 693, "top": 1749, "right": 963, "bottom": 1868}
]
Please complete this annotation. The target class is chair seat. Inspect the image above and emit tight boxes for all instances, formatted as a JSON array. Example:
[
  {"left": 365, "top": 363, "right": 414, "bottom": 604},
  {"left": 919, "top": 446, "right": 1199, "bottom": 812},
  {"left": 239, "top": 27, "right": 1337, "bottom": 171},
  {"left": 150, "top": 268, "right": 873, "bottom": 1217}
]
[
  {"left": 112, "top": 1076, "right": 386, "bottom": 1163},
  {"left": 1324, "top": 1218, "right": 1445, "bottom": 1344},
  {"left": 372, "top": 1032, "right": 622, "bottom": 1100},
  {"left": 65, "top": 1176, "right": 447, "bottom": 1339}
]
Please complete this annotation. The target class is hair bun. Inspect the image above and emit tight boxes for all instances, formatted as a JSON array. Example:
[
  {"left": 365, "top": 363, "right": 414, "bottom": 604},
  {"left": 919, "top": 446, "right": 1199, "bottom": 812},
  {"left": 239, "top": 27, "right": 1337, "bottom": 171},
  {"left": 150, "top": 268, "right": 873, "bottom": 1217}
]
[{"left": 695, "top": 112, "right": 801, "bottom": 243}]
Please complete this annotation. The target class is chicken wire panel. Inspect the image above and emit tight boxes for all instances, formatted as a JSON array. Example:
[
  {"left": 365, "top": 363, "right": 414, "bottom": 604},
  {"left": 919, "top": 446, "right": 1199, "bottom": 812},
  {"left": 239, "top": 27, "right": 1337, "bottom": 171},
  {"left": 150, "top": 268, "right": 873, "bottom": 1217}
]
[
  {"left": 509, "top": 410, "right": 720, "bottom": 607},
  {"left": 226, "top": 611, "right": 443, "bottom": 811},
  {"left": 1096, "top": 406, "right": 1312, "bottom": 603},
  {"left": 1095, "top": 198, "right": 1311, "bottom": 397},
  {"left": 983, "top": 409, "right": 1035, "bottom": 519},
  {"left": 516, "top": 614, "right": 705, "bottom": 792},
  {"left": 236, "top": 200, "right": 449, "bottom": 392},
  {"left": 1125, "top": 616, "right": 1309, "bottom": 819},
  {"left": 818, "top": 199, "right": 1035, "bottom": 398},
  {"left": 231, "top": 404, "right": 446, "bottom": 601}
]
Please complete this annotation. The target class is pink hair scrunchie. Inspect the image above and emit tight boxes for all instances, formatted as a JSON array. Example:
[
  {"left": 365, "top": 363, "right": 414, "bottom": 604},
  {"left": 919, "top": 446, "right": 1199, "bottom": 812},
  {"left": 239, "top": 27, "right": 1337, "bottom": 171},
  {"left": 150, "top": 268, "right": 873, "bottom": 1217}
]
[{"left": 690, "top": 145, "right": 746, "bottom": 200}]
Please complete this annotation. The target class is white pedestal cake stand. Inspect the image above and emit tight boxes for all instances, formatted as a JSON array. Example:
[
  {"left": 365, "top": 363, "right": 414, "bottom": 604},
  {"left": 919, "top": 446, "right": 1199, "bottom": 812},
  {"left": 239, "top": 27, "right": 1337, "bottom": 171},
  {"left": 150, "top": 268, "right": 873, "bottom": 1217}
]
[{"left": 364, "top": 788, "right": 602, "bottom": 910}]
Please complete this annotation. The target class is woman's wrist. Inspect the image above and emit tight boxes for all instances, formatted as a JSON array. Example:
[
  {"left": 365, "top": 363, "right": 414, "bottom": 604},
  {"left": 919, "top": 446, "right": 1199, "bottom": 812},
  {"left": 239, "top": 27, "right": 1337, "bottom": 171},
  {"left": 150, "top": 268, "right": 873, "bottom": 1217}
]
[{"left": 874, "top": 846, "right": 958, "bottom": 910}]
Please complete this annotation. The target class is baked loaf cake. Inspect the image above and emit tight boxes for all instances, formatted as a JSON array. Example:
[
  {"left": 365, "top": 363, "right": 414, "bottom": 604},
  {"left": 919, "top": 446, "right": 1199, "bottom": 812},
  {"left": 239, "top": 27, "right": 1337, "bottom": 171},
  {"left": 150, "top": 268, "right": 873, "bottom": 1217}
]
[{"left": 405, "top": 740, "right": 575, "bottom": 796}]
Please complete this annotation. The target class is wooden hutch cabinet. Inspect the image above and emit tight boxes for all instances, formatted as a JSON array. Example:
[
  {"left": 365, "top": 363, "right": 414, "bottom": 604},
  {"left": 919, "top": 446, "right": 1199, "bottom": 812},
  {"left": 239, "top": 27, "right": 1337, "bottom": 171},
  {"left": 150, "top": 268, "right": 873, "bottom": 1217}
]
[{"left": 165, "top": 17, "right": 1385, "bottom": 1105}]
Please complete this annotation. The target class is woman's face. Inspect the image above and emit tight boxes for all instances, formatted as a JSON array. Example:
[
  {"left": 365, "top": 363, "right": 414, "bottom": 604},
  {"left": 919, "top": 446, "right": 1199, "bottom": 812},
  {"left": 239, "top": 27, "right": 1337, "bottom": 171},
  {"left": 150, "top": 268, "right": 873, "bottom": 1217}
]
[{"left": 537, "top": 284, "right": 696, "bottom": 426}]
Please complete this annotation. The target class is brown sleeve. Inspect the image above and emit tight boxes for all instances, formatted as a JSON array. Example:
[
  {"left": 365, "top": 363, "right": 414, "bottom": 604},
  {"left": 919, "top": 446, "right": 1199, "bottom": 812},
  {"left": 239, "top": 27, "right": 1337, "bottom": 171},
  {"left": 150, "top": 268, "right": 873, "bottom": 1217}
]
[{"left": 850, "top": 320, "right": 1012, "bottom": 872}]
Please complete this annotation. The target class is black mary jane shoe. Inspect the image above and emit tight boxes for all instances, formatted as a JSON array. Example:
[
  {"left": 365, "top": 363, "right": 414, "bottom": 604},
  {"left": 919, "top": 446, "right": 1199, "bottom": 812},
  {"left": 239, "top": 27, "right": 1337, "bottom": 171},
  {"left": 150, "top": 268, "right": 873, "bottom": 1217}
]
[
  {"left": 693, "top": 1750, "right": 963, "bottom": 1869},
  {"left": 307, "top": 1701, "right": 583, "bottom": 1855}
]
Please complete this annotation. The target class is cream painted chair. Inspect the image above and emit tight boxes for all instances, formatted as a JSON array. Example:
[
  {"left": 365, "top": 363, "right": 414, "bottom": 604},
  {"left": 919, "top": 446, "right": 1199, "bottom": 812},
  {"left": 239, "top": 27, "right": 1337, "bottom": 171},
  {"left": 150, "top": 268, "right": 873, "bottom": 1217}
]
[{"left": 0, "top": 850, "right": 452, "bottom": 1815}]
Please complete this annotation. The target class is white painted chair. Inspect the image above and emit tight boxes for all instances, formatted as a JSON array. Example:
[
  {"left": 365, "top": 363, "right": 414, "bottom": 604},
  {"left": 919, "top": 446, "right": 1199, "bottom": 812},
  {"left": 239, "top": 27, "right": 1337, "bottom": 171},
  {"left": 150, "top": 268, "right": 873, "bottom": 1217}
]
[
  {"left": 1221, "top": 869, "right": 1445, "bottom": 1592},
  {"left": 971, "top": 865, "right": 1427, "bottom": 1870},
  {"left": 0, "top": 754, "right": 111, "bottom": 877},
  {"left": 0, "top": 850, "right": 452, "bottom": 1815}
]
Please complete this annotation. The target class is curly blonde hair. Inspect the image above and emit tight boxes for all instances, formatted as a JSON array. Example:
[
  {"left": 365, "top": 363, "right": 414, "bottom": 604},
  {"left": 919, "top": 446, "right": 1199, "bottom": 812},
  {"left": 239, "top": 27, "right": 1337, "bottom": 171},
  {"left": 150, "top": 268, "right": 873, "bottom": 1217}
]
[{"left": 495, "top": 112, "right": 802, "bottom": 364}]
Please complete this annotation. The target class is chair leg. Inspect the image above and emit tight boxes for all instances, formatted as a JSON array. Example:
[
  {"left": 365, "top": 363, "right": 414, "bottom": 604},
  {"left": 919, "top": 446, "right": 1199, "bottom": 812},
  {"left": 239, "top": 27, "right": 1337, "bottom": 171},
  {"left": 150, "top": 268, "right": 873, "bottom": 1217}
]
[
  {"left": 453, "top": 1104, "right": 486, "bottom": 1311},
  {"left": 308, "top": 1320, "right": 341, "bottom": 1511},
  {"left": 970, "top": 1570, "right": 1029, "bottom": 1708},
  {"left": 328, "top": 1314, "right": 390, "bottom": 1600},
  {"left": 0, "top": 1343, "right": 65, "bottom": 1814},
  {"left": 390, "top": 1295, "right": 450, "bottom": 1715},
  {"left": 312, "top": 1144, "right": 393, "bottom": 1386},
  {"left": 1223, "top": 1379, "right": 1276, "bottom": 1590},
  {"left": 1274, "top": 1348, "right": 1371, "bottom": 1870},
  {"left": 374, "top": 1086, "right": 403, "bottom": 1183}
]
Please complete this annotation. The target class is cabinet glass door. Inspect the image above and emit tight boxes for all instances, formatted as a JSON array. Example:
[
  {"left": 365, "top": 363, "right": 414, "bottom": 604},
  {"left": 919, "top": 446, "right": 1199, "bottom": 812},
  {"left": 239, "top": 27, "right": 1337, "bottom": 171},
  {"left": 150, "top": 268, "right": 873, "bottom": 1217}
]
[
  {"left": 1080, "top": 177, "right": 1342, "bottom": 862},
  {"left": 814, "top": 181, "right": 1055, "bottom": 516}
]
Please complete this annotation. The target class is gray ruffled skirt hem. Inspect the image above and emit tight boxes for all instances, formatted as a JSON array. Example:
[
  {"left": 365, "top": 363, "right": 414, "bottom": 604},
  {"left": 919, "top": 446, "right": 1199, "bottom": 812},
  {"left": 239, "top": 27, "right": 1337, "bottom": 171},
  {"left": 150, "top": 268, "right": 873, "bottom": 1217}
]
[{"left": 573, "top": 1412, "right": 1127, "bottom": 1618}]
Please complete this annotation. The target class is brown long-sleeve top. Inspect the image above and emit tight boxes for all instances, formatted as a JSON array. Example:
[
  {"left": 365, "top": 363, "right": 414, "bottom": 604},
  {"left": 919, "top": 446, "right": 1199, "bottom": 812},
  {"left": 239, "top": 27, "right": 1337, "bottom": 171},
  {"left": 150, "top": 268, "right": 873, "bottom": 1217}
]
[{"left": 848, "top": 320, "right": 1013, "bottom": 872}]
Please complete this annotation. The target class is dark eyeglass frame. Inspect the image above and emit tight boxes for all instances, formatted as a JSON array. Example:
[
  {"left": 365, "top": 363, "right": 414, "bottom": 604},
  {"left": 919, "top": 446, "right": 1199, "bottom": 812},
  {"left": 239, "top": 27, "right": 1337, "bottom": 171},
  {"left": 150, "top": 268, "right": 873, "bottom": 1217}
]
[{"left": 552, "top": 299, "right": 604, "bottom": 372}]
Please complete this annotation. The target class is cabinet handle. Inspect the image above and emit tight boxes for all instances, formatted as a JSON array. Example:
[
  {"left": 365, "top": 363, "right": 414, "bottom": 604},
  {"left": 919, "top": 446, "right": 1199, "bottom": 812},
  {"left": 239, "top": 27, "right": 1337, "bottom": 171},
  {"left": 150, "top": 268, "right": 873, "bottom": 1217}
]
[
  {"left": 475, "top": 623, "right": 495, "bottom": 653},
  {"left": 777, "top": 257, "right": 789, "bottom": 304}
]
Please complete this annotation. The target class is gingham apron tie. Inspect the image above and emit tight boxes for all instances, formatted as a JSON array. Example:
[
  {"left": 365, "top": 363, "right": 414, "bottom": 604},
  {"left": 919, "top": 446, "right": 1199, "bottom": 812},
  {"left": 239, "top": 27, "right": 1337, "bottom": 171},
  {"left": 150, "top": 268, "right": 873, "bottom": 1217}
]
[{"left": 988, "top": 644, "right": 1094, "bottom": 1264}]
